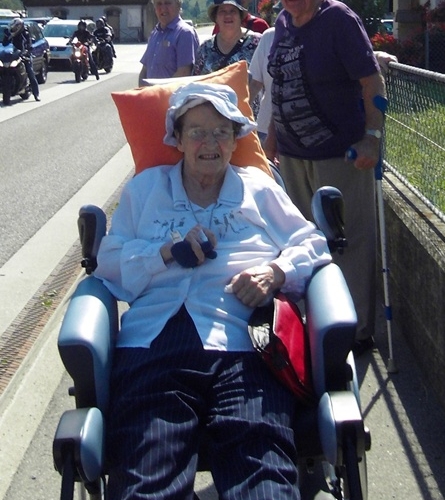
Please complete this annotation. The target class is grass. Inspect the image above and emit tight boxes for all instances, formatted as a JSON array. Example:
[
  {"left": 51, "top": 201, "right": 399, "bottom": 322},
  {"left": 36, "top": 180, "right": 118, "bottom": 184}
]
[{"left": 385, "top": 82, "right": 445, "bottom": 214}]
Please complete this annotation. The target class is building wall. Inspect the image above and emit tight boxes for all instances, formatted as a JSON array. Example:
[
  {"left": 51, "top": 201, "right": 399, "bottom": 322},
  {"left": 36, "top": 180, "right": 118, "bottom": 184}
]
[{"left": 27, "top": 3, "right": 156, "bottom": 41}]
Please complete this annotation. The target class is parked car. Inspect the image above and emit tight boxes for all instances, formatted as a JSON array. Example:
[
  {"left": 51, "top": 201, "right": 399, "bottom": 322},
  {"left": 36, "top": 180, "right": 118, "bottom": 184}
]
[
  {"left": 0, "top": 19, "right": 51, "bottom": 84},
  {"left": 380, "top": 19, "right": 394, "bottom": 35},
  {"left": 43, "top": 18, "right": 95, "bottom": 65},
  {"left": 24, "top": 16, "right": 54, "bottom": 28}
]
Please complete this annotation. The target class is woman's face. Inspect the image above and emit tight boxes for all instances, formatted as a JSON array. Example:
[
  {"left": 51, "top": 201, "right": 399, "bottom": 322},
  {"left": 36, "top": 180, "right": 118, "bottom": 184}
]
[
  {"left": 216, "top": 5, "right": 243, "bottom": 32},
  {"left": 176, "top": 103, "right": 238, "bottom": 182}
]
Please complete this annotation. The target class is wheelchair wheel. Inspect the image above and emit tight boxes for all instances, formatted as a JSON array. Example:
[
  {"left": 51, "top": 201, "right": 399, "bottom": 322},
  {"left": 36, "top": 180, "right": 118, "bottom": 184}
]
[
  {"left": 341, "top": 432, "right": 366, "bottom": 500},
  {"left": 60, "top": 455, "right": 75, "bottom": 500},
  {"left": 76, "top": 481, "right": 104, "bottom": 500},
  {"left": 326, "top": 436, "right": 367, "bottom": 500},
  {"left": 321, "top": 438, "right": 367, "bottom": 500}
]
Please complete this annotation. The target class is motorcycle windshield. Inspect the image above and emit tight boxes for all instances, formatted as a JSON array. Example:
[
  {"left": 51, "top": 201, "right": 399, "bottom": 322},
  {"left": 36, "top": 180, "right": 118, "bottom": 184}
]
[{"left": 0, "top": 44, "right": 22, "bottom": 63}]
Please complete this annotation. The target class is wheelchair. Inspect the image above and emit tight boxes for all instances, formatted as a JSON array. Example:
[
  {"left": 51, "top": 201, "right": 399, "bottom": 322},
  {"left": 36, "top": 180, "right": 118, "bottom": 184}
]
[{"left": 52, "top": 182, "right": 370, "bottom": 500}]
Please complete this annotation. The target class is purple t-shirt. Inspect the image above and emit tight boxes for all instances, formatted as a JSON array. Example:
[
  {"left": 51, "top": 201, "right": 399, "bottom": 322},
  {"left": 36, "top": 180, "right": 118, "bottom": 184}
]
[
  {"left": 140, "top": 17, "right": 199, "bottom": 78},
  {"left": 268, "top": 0, "right": 379, "bottom": 160}
]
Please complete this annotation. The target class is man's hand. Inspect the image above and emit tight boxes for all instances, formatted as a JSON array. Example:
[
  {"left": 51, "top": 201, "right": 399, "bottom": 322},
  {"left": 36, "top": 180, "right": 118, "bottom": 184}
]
[
  {"left": 346, "top": 134, "right": 380, "bottom": 170},
  {"left": 374, "top": 51, "right": 398, "bottom": 75}
]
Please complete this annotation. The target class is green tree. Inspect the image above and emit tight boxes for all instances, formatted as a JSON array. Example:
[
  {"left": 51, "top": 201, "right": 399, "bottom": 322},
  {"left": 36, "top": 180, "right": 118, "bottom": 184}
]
[
  {"left": 0, "top": 0, "right": 23, "bottom": 10},
  {"left": 191, "top": 0, "right": 201, "bottom": 18},
  {"left": 182, "top": 0, "right": 191, "bottom": 19},
  {"left": 342, "top": 0, "right": 387, "bottom": 37}
]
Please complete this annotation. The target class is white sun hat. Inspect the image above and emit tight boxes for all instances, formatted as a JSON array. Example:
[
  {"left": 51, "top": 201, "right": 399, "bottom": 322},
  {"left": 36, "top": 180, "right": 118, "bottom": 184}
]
[{"left": 163, "top": 82, "right": 256, "bottom": 147}]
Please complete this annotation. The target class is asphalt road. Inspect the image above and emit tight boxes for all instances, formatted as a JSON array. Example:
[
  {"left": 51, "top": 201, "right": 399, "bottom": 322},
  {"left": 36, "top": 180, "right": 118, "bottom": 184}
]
[
  {"left": 1, "top": 34, "right": 445, "bottom": 500},
  {"left": 0, "top": 52, "right": 136, "bottom": 267}
]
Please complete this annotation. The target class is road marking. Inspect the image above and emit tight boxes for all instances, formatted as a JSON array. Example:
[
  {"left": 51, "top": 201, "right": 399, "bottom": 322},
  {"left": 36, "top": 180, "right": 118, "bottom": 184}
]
[{"left": 0, "top": 143, "right": 133, "bottom": 337}]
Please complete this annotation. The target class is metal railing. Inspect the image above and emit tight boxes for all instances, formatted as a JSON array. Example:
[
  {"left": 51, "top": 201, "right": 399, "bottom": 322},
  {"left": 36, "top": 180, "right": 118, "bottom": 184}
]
[{"left": 384, "top": 61, "right": 445, "bottom": 223}]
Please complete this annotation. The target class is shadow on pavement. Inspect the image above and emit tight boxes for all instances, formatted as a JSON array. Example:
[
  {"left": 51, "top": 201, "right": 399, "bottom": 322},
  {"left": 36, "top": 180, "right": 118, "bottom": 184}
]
[{"left": 356, "top": 301, "right": 445, "bottom": 500}]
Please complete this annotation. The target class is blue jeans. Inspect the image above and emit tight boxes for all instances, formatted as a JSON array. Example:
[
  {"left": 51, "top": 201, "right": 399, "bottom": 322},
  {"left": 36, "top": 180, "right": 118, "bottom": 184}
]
[
  {"left": 106, "top": 306, "right": 300, "bottom": 500},
  {"left": 24, "top": 59, "right": 39, "bottom": 97},
  {"left": 86, "top": 46, "right": 98, "bottom": 77}
]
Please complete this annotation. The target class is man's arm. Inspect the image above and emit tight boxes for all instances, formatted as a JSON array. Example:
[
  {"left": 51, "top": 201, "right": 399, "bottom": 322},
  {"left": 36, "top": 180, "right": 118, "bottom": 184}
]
[
  {"left": 2, "top": 28, "right": 11, "bottom": 46},
  {"left": 67, "top": 30, "right": 77, "bottom": 44},
  {"left": 172, "top": 64, "right": 193, "bottom": 77},
  {"left": 349, "top": 71, "right": 386, "bottom": 170},
  {"left": 263, "top": 116, "right": 278, "bottom": 163},
  {"left": 138, "top": 65, "right": 147, "bottom": 86},
  {"left": 249, "top": 78, "right": 264, "bottom": 104}
]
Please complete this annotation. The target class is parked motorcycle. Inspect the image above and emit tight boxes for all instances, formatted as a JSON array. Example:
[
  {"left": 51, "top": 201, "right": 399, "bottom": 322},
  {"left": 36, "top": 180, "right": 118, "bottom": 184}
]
[
  {"left": 0, "top": 44, "right": 31, "bottom": 105},
  {"left": 92, "top": 37, "right": 113, "bottom": 73},
  {"left": 69, "top": 38, "right": 90, "bottom": 83}
]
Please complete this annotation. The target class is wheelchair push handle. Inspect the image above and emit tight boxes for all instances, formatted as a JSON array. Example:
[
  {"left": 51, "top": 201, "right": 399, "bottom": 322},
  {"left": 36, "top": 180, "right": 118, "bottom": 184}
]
[{"left": 78, "top": 205, "right": 107, "bottom": 275}]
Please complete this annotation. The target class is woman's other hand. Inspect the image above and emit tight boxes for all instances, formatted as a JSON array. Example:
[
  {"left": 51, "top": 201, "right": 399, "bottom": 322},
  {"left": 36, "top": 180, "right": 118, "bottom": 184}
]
[{"left": 228, "top": 264, "right": 285, "bottom": 307}]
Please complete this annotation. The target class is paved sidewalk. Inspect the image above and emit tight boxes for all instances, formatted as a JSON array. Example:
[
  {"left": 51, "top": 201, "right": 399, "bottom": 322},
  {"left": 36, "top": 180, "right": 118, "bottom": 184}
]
[{"left": 357, "top": 303, "right": 445, "bottom": 500}]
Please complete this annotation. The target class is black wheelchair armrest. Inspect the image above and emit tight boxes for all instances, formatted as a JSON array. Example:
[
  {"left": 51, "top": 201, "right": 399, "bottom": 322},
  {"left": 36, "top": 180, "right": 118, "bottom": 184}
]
[
  {"left": 58, "top": 275, "right": 118, "bottom": 412},
  {"left": 304, "top": 263, "right": 357, "bottom": 398}
]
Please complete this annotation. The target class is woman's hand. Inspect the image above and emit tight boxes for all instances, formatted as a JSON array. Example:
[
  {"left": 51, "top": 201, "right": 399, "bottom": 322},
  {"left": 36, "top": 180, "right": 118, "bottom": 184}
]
[
  {"left": 161, "top": 225, "right": 217, "bottom": 266},
  {"left": 228, "top": 264, "right": 285, "bottom": 308},
  {"left": 183, "top": 225, "right": 217, "bottom": 265}
]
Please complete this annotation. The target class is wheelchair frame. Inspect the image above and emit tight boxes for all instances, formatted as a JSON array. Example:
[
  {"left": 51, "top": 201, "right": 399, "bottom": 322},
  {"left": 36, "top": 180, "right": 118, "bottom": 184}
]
[{"left": 53, "top": 193, "right": 370, "bottom": 500}]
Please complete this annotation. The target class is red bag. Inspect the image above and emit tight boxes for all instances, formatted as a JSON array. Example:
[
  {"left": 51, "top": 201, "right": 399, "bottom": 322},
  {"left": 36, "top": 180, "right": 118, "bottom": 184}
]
[{"left": 248, "top": 292, "right": 316, "bottom": 406}]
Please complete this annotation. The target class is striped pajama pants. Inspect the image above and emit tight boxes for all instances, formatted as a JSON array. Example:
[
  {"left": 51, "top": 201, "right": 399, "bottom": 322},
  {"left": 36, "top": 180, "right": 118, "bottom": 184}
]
[{"left": 106, "top": 305, "right": 300, "bottom": 500}]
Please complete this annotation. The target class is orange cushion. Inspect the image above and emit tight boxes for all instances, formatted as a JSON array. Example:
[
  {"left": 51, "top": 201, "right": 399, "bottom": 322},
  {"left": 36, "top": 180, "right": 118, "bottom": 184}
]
[{"left": 111, "top": 61, "right": 271, "bottom": 176}]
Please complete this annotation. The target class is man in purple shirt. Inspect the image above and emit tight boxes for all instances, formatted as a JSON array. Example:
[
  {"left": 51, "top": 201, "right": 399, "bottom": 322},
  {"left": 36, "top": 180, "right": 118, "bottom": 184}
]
[
  {"left": 263, "top": 0, "right": 386, "bottom": 356},
  {"left": 138, "top": 0, "right": 199, "bottom": 85}
]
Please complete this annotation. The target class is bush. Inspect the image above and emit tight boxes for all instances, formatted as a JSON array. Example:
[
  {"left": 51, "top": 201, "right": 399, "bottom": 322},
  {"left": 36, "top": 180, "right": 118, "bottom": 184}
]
[
  {"left": 371, "top": 33, "right": 400, "bottom": 54},
  {"left": 371, "top": 25, "right": 445, "bottom": 71}
]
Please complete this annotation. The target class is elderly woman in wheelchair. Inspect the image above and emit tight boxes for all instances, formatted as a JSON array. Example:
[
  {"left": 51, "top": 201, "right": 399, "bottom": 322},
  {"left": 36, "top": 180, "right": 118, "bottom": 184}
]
[{"left": 54, "top": 81, "right": 370, "bottom": 500}]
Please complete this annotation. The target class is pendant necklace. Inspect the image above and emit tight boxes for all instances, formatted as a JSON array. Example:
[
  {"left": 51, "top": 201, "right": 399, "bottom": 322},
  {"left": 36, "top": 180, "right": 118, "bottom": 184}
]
[{"left": 188, "top": 199, "right": 217, "bottom": 230}]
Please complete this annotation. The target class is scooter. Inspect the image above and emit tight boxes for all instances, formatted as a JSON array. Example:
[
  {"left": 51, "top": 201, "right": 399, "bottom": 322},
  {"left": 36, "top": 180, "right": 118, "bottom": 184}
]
[
  {"left": 0, "top": 44, "right": 31, "bottom": 106},
  {"left": 92, "top": 38, "right": 113, "bottom": 73},
  {"left": 70, "top": 38, "right": 90, "bottom": 83}
]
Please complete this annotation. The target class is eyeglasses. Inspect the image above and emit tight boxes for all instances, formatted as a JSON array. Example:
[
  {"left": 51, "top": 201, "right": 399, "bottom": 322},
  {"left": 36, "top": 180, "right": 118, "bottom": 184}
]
[{"left": 185, "top": 127, "right": 234, "bottom": 142}]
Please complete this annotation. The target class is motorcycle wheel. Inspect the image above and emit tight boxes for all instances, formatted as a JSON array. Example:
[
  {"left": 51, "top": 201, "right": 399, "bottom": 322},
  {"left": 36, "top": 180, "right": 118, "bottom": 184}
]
[
  {"left": 81, "top": 62, "right": 89, "bottom": 80},
  {"left": 74, "top": 63, "right": 81, "bottom": 83},
  {"left": 20, "top": 82, "right": 31, "bottom": 101},
  {"left": 2, "top": 73, "right": 12, "bottom": 105}
]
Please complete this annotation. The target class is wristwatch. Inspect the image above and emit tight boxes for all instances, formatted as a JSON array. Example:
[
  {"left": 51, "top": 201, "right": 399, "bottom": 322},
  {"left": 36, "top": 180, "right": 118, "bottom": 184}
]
[{"left": 365, "top": 129, "right": 382, "bottom": 139}]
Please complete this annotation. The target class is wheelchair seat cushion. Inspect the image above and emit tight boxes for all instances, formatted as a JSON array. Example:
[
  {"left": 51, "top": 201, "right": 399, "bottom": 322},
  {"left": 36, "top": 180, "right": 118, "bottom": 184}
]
[{"left": 111, "top": 61, "right": 271, "bottom": 176}]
